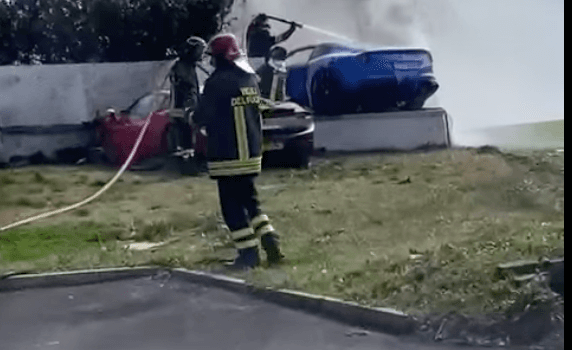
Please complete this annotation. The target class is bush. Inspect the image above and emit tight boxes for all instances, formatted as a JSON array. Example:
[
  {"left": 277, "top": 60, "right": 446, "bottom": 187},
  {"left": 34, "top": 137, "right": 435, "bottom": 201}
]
[{"left": 0, "top": 0, "right": 235, "bottom": 65}]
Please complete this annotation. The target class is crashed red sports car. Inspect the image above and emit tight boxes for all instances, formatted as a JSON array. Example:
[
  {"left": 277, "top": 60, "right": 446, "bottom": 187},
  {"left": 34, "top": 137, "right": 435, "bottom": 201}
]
[{"left": 93, "top": 90, "right": 314, "bottom": 173}]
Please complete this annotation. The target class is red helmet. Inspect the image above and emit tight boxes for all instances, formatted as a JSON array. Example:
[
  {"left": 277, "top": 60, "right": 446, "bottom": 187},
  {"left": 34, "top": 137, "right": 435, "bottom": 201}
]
[{"left": 207, "top": 33, "right": 242, "bottom": 62}]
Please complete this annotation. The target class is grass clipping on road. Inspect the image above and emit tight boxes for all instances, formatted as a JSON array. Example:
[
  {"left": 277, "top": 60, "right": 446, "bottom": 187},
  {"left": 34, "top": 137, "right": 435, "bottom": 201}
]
[{"left": 0, "top": 147, "right": 564, "bottom": 316}]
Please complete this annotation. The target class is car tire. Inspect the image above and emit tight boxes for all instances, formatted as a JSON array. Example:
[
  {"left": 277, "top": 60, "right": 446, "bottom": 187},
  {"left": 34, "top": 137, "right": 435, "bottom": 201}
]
[
  {"left": 294, "top": 151, "right": 311, "bottom": 169},
  {"left": 286, "top": 142, "right": 311, "bottom": 169},
  {"left": 127, "top": 126, "right": 173, "bottom": 171},
  {"left": 87, "top": 147, "right": 106, "bottom": 165},
  {"left": 100, "top": 137, "right": 119, "bottom": 165},
  {"left": 402, "top": 99, "right": 425, "bottom": 111},
  {"left": 177, "top": 155, "right": 200, "bottom": 176},
  {"left": 311, "top": 68, "right": 342, "bottom": 115}
]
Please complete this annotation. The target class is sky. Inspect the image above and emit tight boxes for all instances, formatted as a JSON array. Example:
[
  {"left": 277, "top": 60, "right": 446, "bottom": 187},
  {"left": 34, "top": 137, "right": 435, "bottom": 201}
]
[{"left": 228, "top": 0, "right": 564, "bottom": 135}]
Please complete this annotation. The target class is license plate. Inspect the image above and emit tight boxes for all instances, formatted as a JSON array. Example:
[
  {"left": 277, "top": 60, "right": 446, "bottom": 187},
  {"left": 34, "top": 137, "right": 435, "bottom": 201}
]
[{"left": 263, "top": 140, "right": 284, "bottom": 151}]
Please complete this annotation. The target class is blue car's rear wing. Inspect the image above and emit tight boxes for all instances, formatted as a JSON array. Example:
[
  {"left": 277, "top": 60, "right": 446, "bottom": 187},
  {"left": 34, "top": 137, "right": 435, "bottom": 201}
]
[{"left": 351, "top": 48, "right": 434, "bottom": 72}]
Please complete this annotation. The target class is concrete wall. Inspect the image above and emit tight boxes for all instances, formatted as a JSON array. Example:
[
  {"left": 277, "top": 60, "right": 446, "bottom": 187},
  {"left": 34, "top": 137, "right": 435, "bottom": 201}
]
[
  {"left": 0, "top": 61, "right": 175, "bottom": 127},
  {"left": 0, "top": 61, "right": 175, "bottom": 163},
  {"left": 313, "top": 108, "right": 451, "bottom": 152}
]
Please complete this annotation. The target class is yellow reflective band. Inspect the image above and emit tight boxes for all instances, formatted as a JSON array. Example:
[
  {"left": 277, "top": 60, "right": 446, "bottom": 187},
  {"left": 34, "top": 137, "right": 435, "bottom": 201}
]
[
  {"left": 270, "top": 75, "right": 279, "bottom": 101},
  {"left": 231, "top": 227, "right": 254, "bottom": 241},
  {"left": 233, "top": 106, "right": 249, "bottom": 160},
  {"left": 207, "top": 157, "right": 262, "bottom": 176},
  {"left": 256, "top": 224, "right": 275, "bottom": 236},
  {"left": 235, "top": 238, "right": 258, "bottom": 250},
  {"left": 208, "top": 166, "right": 261, "bottom": 177},
  {"left": 208, "top": 157, "right": 262, "bottom": 169},
  {"left": 251, "top": 214, "right": 269, "bottom": 229}
]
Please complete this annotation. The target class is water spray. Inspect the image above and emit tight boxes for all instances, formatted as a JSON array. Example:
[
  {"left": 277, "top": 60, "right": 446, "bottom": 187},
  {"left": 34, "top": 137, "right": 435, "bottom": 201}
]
[
  {"left": 299, "top": 23, "right": 356, "bottom": 43},
  {"left": 264, "top": 14, "right": 355, "bottom": 42}
]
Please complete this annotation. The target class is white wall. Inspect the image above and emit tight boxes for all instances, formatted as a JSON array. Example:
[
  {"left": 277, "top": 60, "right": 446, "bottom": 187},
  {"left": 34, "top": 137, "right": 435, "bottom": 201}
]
[
  {"left": 0, "top": 60, "right": 175, "bottom": 163},
  {"left": 0, "top": 60, "right": 175, "bottom": 127}
]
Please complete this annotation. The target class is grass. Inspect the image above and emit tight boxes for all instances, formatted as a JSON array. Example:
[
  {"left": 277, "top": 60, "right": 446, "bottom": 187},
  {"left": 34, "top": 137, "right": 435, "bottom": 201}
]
[{"left": 0, "top": 147, "right": 564, "bottom": 317}]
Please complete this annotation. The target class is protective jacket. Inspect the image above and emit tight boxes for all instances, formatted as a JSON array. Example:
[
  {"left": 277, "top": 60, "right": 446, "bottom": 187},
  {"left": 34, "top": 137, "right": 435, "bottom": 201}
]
[
  {"left": 246, "top": 22, "right": 296, "bottom": 58},
  {"left": 170, "top": 59, "right": 200, "bottom": 110},
  {"left": 246, "top": 26, "right": 275, "bottom": 58},
  {"left": 192, "top": 63, "right": 263, "bottom": 178}
]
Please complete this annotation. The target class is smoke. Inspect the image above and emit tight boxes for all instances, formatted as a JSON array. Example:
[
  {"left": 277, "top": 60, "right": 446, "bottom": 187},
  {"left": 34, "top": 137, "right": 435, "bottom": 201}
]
[
  {"left": 228, "top": 0, "right": 564, "bottom": 145},
  {"left": 228, "top": 0, "right": 453, "bottom": 49}
]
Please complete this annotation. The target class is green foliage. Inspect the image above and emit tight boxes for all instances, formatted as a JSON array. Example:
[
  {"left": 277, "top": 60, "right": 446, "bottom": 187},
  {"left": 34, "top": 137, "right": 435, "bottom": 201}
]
[{"left": 0, "top": 0, "right": 236, "bottom": 65}]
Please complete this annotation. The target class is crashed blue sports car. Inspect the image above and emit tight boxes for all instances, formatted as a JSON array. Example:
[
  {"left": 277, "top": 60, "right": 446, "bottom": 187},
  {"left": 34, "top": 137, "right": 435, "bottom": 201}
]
[{"left": 285, "top": 43, "right": 439, "bottom": 115}]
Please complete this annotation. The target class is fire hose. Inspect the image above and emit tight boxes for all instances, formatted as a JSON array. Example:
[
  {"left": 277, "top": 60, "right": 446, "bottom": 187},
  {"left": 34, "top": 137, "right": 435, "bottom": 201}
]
[
  {"left": 1, "top": 14, "right": 343, "bottom": 233},
  {"left": 243, "top": 13, "right": 354, "bottom": 52},
  {"left": 264, "top": 14, "right": 304, "bottom": 29},
  {"left": 0, "top": 114, "right": 155, "bottom": 232}
]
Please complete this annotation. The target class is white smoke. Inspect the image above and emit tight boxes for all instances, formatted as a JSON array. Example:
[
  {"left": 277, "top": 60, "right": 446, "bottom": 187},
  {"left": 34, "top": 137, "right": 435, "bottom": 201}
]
[
  {"left": 229, "top": 0, "right": 564, "bottom": 144},
  {"left": 228, "top": 0, "right": 455, "bottom": 50}
]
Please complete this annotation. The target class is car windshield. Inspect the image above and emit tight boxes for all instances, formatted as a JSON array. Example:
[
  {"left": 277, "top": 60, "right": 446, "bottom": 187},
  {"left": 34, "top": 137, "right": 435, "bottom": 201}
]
[{"left": 127, "top": 93, "right": 169, "bottom": 119}]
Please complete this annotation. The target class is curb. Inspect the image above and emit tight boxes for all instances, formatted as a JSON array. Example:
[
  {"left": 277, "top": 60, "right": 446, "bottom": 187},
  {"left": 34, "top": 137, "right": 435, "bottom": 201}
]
[
  {"left": 0, "top": 267, "right": 163, "bottom": 292},
  {"left": 250, "top": 287, "right": 416, "bottom": 336},
  {"left": 1, "top": 266, "right": 419, "bottom": 336},
  {"left": 171, "top": 268, "right": 418, "bottom": 335},
  {"left": 496, "top": 258, "right": 564, "bottom": 278}
]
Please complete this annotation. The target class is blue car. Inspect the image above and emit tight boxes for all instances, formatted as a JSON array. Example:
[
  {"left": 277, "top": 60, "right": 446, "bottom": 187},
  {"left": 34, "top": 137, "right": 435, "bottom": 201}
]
[{"left": 285, "top": 43, "right": 439, "bottom": 115}]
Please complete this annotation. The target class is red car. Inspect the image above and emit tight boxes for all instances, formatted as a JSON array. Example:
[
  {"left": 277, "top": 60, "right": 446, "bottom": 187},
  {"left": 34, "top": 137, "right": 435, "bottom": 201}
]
[{"left": 93, "top": 90, "right": 314, "bottom": 173}]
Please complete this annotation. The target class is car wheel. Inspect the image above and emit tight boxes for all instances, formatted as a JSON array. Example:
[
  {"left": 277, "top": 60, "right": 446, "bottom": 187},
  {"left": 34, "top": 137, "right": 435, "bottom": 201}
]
[
  {"left": 177, "top": 154, "right": 200, "bottom": 176},
  {"left": 401, "top": 81, "right": 435, "bottom": 111},
  {"left": 402, "top": 100, "right": 425, "bottom": 111},
  {"left": 286, "top": 141, "right": 311, "bottom": 169},
  {"left": 129, "top": 127, "right": 172, "bottom": 171},
  {"left": 100, "top": 137, "right": 119, "bottom": 165},
  {"left": 311, "top": 69, "right": 341, "bottom": 115},
  {"left": 294, "top": 151, "right": 310, "bottom": 169},
  {"left": 87, "top": 147, "right": 106, "bottom": 165}
]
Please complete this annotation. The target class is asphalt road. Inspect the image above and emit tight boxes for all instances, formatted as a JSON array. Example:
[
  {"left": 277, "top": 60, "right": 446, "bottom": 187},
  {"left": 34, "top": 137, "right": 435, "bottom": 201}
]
[{"left": 0, "top": 277, "right": 507, "bottom": 350}]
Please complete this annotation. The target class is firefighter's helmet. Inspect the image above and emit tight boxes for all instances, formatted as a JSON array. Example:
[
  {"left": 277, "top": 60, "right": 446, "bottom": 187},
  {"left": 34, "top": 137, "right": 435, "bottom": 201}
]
[
  {"left": 180, "top": 36, "right": 206, "bottom": 61},
  {"left": 252, "top": 13, "right": 270, "bottom": 29},
  {"left": 207, "top": 33, "right": 242, "bottom": 61},
  {"left": 268, "top": 46, "right": 287, "bottom": 61},
  {"left": 207, "top": 33, "right": 254, "bottom": 73}
]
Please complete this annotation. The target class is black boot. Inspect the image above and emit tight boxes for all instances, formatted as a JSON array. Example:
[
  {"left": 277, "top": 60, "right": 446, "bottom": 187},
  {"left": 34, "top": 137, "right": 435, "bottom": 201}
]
[
  {"left": 225, "top": 247, "right": 260, "bottom": 270},
  {"left": 261, "top": 233, "right": 285, "bottom": 265}
]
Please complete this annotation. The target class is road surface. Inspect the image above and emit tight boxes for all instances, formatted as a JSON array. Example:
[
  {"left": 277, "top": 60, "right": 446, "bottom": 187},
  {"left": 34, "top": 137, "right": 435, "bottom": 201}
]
[{"left": 0, "top": 276, "right": 509, "bottom": 350}]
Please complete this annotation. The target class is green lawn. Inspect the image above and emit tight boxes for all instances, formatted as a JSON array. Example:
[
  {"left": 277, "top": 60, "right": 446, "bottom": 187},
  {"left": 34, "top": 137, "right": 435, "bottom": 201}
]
[{"left": 0, "top": 146, "right": 564, "bottom": 317}]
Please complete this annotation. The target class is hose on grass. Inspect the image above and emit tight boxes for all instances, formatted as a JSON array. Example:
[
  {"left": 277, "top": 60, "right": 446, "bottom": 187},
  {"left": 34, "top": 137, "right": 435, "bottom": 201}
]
[{"left": 0, "top": 114, "right": 154, "bottom": 233}]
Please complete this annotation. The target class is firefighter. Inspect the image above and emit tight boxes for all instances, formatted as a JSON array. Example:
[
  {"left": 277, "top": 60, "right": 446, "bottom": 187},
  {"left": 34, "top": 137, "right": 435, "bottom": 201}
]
[
  {"left": 246, "top": 13, "right": 297, "bottom": 71},
  {"left": 168, "top": 36, "right": 206, "bottom": 151},
  {"left": 170, "top": 36, "right": 207, "bottom": 112},
  {"left": 192, "top": 33, "right": 284, "bottom": 269},
  {"left": 256, "top": 46, "right": 287, "bottom": 101}
]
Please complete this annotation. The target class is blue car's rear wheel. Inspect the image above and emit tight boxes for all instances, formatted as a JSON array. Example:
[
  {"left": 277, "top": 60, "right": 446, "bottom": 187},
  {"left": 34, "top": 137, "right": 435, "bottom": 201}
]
[{"left": 311, "top": 69, "right": 343, "bottom": 115}]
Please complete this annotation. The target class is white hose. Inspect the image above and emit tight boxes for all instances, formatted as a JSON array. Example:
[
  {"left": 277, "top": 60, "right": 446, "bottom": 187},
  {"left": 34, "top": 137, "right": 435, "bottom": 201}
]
[{"left": 0, "top": 114, "right": 155, "bottom": 232}]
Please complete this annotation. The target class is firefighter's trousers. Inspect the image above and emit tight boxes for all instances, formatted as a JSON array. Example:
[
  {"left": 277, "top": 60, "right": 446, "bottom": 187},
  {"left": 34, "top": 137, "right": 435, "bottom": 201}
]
[{"left": 216, "top": 175, "right": 276, "bottom": 251}]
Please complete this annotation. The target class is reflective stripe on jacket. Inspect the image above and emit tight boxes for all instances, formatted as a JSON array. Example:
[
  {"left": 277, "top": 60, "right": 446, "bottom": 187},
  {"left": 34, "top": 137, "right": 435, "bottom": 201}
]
[{"left": 192, "top": 64, "right": 263, "bottom": 178}]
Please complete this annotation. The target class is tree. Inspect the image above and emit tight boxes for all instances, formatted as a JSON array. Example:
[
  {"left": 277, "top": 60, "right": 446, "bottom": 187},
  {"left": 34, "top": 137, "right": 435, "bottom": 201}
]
[
  {"left": 0, "top": 1, "right": 17, "bottom": 64},
  {"left": 0, "top": 0, "right": 236, "bottom": 65}
]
